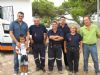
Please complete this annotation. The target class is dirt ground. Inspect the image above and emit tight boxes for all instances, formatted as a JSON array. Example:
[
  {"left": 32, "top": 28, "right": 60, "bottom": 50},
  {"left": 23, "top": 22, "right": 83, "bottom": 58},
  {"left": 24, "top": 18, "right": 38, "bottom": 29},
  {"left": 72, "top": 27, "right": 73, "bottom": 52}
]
[{"left": 0, "top": 40, "right": 100, "bottom": 75}]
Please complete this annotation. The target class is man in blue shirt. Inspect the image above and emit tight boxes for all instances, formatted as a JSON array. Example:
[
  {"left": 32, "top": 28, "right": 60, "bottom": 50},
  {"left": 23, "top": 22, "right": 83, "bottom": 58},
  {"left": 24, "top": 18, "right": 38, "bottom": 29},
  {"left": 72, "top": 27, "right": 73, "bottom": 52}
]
[
  {"left": 48, "top": 20, "right": 64, "bottom": 74},
  {"left": 29, "top": 17, "right": 47, "bottom": 72},
  {"left": 9, "top": 12, "right": 29, "bottom": 75}
]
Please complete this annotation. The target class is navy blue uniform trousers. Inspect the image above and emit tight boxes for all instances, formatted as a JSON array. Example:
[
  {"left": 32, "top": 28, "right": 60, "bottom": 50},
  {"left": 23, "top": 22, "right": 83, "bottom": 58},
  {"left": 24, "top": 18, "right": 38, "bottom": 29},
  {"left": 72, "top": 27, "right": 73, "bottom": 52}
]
[
  {"left": 32, "top": 43, "right": 45, "bottom": 69},
  {"left": 67, "top": 47, "right": 79, "bottom": 72},
  {"left": 48, "top": 45, "right": 62, "bottom": 71}
]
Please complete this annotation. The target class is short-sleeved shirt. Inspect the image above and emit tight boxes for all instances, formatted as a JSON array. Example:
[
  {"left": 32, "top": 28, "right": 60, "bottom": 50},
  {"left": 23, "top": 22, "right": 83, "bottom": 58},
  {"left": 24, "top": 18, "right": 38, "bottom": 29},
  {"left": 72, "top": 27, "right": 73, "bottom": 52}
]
[
  {"left": 58, "top": 23, "right": 70, "bottom": 40},
  {"left": 80, "top": 24, "right": 100, "bottom": 44},
  {"left": 48, "top": 29, "right": 64, "bottom": 44},
  {"left": 16, "top": 43, "right": 27, "bottom": 55},
  {"left": 29, "top": 25, "right": 47, "bottom": 43},
  {"left": 10, "top": 20, "right": 28, "bottom": 41},
  {"left": 65, "top": 33, "right": 82, "bottom": 48}
]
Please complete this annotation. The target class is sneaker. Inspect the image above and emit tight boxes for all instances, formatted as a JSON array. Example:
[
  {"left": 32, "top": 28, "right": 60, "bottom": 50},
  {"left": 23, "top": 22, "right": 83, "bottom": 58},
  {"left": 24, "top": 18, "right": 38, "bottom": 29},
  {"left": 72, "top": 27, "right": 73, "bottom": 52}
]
[
  {"left": 58, "top": 70, "right": 63, "bottom": 74},
  {"left": 84, "top": 71, "right": 88, "bottom": 75},
  {"left": 48, "top": 70, "right": 53, "bottom": 74},
  {"left": 95, "top": 70, "right": 100, "bottom": 73},
  {"left": 13, "top": 74, "right": 17, "bottom": 75},
  {"left": 68, "top": 71, "right": 73, "bottom": 75},
  {"left": 75, "top": 72, "right": 79, "bottom": 75},
  {"left": 25, "top": 73, "right": 28, "bottom": 75},
  {"left": 13, "top": 71, "right": 19, "bottom": 75},
  {"left": 21, "top": 73, "right": 24, "bottom": 75}
]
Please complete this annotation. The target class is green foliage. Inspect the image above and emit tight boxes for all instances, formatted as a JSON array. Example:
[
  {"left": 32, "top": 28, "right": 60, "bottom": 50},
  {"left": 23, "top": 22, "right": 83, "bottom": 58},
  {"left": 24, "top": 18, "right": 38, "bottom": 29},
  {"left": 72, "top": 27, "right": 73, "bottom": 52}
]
[
  {"left": 55, "top": 6, "right": 65, "bottom": 16},
  {"left": 60, "top": 0, "right": 97, "bottom": 25},
  {"left": 32, "top": 0, "right": 56, "bottom": 18},
  {"left": 32, "top": 0, "right": 97, "bottom": 26},
  {"left": 32, "top": 0, "right": 57, "bottom": 26}
]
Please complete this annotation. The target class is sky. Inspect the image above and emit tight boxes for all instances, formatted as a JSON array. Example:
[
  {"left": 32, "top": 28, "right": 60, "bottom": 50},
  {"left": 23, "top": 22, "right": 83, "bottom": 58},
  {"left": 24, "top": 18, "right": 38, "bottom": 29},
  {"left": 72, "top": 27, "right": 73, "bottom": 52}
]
[{"left": 48, "top": 0, "right": 64, "bottom": 7}]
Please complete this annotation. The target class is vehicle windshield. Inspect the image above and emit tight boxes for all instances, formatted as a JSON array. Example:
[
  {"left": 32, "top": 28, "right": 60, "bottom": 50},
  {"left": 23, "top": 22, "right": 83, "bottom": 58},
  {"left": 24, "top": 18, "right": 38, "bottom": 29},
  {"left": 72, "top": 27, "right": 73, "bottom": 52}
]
[{"left": 2, "top": 23, "right": 9, "bottom": 33}]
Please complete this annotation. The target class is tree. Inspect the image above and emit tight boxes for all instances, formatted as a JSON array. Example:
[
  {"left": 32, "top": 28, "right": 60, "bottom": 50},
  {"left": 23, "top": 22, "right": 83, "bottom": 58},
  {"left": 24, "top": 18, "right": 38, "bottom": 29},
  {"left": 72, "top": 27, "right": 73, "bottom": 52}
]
[
  {"left": 60, "top": 0, "right": 97, "bottom": 25},
  {"left": 32, "top": 0, "right": 56, "bottom": 17},
  {"left": 32, "top": 0, "right": 56, "bottom": 25}
]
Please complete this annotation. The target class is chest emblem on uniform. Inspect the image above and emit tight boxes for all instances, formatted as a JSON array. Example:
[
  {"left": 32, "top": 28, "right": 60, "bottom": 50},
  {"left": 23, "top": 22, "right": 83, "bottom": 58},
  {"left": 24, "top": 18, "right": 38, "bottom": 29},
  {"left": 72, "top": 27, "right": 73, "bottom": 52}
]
[
  {"left": 69, "top": 37, "right": 72, "bottom": 41},
  {"left": 34, "top": 33, "right": 37, "bottom": 37}
]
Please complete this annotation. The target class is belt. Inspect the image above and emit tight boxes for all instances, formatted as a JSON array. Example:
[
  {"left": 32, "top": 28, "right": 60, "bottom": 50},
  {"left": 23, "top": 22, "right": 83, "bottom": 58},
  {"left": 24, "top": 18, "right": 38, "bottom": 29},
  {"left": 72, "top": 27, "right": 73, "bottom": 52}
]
[
  {"left": 52, "top": 44, "right": 61, "bottom": 46},
  {"left": 49, "top": 44, "right": 61, "bottom": 47},
  {"left": 84, "top": 43, "right": 96, "bottom": 46}
]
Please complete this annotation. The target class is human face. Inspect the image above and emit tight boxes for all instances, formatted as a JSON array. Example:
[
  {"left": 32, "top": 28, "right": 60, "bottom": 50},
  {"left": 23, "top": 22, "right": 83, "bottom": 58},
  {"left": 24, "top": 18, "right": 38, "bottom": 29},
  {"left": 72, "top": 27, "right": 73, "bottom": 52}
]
[
  {"left": 52, "top": 22, "right": 58, "bottom": 30},
  {"left": 34, "top": 18, "right": 40, "bottom": 26},
  {"left": 19, "top": 37, "right": 25, "bottom": 43},
  {"left": 83, "top": 16, "right": 91, "bottom": 26},
  {"left": 60, "top": 18, "right": 66, "bottom": 24},
  {"left": 17, "top": 13, "right": 24, "bottom": 22},
  {"left": 70, "top": 26, "right": 77, "bottom": 33}
]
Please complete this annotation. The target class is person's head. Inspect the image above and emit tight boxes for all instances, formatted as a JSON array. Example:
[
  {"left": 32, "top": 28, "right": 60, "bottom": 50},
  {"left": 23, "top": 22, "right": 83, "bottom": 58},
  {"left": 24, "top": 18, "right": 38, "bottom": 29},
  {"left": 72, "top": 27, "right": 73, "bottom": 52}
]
[
  {"left": 19, "top": 34, "right": 26, "bottom": 43},
  {"left": 52, "top": 20, "right": 58, "bottom": 30},
  {"left": 60, "top": 16, "right": 66, "bottom": 24},
  {"left": 83, "top": 16, "right": 91, "bottom": 26},
  {"left": 70, "top": 24, "right": 78, "bottom": 33},
  {"left": 17, "top": 11, "right": 24, "bottom": 22},
  {"left": 33, "top": 17, "right": 40, "bottom": 26}
]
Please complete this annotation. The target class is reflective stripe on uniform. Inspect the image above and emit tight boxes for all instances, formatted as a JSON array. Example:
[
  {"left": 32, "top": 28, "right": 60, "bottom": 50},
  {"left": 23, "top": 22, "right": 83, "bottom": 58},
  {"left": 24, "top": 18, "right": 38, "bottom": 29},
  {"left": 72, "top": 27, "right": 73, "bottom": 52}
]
[
  {"left": 34, "top": 58, "right": 39, "bottom": 60},
  {"left": 40, "top": 57, "right": 45, "bottom": 59},
  {"left": 48, "top": 58, "right": 54, "bottom": 60},
  {"left": 56, "top": 58, "right": 62, "bottom": 60}
]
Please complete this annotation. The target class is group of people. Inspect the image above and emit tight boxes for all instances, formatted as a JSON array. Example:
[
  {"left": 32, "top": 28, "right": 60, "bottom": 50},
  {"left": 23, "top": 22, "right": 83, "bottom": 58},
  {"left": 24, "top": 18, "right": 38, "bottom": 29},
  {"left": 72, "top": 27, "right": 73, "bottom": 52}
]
[{"left": 9, "top": 11, "right": 100, "bottom": 75}]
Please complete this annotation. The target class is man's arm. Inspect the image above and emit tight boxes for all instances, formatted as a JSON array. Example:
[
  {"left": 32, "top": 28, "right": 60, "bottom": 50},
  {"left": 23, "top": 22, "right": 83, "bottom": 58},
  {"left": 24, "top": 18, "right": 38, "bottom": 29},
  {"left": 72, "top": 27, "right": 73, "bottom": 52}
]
[
  {"left": 64, "top": 41, "right": 67, "bottom": 53},
  {"left": 79, "top": 41, "right": 83, "bottom": 53},
  {"left": 53, "top": 30, "right": 64, "bottom": 41},
  {"left": 26, "top": 31, "right": 30, "bottom": 47},
  {"left": 96, "top": 25, "right": 100, "bottom": 38},
  {"left": 9, "top": 31, "right": 19, "bottom": 45},
  {"left": 9, "top": 22, "right": 20, "bottom": 47},
  {"left": 53, "top": 36, "right": 64, "bottom": 41},
  {"left": 43, "top": 26, "right": 48, "bottom": 44},
  {"left": 44, "top": 33, "right": 47, "bottom": 44}
]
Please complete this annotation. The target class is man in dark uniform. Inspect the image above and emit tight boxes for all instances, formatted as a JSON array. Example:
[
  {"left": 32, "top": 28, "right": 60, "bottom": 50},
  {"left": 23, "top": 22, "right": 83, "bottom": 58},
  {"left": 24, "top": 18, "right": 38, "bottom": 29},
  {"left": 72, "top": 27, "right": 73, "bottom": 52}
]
[
  {"left": 48, "top": 21, "right": 64, "bottom": 74},
  {"left": 58, "top": 16, "right": 70, "bottom": 68},
  {"left": 29, "top": 17, "right": 47, "bottom": 72}
]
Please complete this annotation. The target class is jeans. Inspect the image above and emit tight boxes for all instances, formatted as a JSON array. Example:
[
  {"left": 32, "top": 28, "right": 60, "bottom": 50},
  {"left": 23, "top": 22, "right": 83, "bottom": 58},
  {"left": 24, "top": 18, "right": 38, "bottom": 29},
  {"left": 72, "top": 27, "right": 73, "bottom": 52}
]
[
  {"left": 12, "top": 43, "right": 19, "bottom": 72},
  {"left": 83, "top": 44, "right": 100, "bottom": 73}
]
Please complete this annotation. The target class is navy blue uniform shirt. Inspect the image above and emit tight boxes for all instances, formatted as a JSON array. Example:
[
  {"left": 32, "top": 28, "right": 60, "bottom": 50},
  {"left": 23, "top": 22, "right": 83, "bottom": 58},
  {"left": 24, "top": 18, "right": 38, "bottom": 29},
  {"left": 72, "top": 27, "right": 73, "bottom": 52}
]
[
  {"left": 10, "top": 20, "right": 28, "bottom": 41},
  {"left": 65, "top": 33, "right": 82, "bottom": 48},
  {"left": 58, "top": 23, "right": 70, "bottom": 40},
  {"left": 48, "top": 29, "right": 64, "bottom": 45},
  {"left": 29, "top": 25, "right": 47, "bottom": 43}
]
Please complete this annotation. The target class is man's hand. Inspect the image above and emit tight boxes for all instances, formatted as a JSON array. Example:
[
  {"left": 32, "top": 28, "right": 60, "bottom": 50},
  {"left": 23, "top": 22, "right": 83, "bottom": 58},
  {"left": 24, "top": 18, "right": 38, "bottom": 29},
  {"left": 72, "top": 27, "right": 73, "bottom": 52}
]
[
  {"left": 16, "top": 49, "right": 19, "bottom": 54},
  {"left": 30, "top": 39, "right": 34, "bottom": 44},
  {"left": 54, "top": 36, "right": 59, "bottom": 39},
  {"left": 64, "top": 48, "right": 67, "bottom": 53}
]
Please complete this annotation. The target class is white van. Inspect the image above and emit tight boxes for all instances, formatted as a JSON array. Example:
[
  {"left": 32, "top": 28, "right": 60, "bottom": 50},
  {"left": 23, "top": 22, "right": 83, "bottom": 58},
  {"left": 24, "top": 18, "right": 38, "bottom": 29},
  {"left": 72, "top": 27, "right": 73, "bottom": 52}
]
[{"left": 0, "top": 19, "right": 13, "bottom": 51}]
